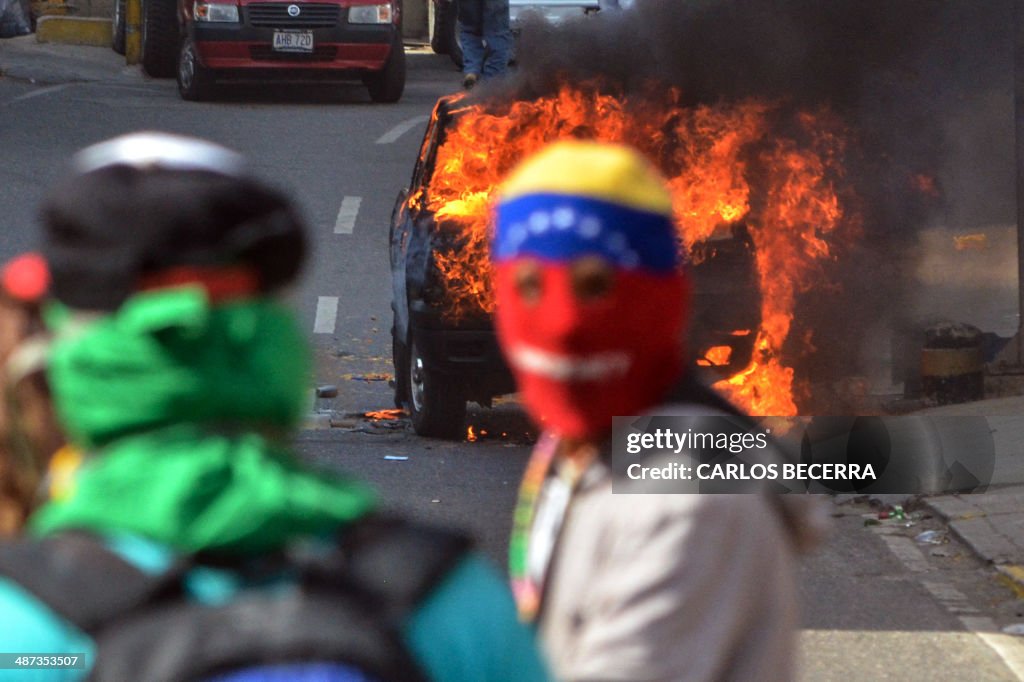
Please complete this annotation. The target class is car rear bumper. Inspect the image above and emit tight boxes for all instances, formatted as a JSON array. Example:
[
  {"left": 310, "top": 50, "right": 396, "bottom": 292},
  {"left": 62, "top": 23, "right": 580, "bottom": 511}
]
[{"left": 191, "top": 21, "right": 396, "bottom": 70}]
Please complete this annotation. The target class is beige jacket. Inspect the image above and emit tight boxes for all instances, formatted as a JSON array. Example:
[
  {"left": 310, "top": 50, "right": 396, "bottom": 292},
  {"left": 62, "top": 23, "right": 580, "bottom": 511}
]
[{"left": 535, "top": 454, "right": 816, "bottom": 682}]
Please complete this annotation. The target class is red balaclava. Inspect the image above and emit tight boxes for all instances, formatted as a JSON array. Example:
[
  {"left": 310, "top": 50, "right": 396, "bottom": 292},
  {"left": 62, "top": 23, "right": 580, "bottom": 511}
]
[{"left": 492, "top": 141, "right": 691, "bottom": 440}]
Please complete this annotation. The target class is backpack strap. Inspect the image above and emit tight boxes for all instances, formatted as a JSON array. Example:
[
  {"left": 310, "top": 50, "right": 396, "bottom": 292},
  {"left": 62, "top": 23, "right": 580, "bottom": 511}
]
[
  {"left": 0, "top": 517, "right": 471, "bottom": 682},
  {"left": 91, "top": 516, "right": 471, "bottom": 682},
  {"left": 0, "top": 531, "right": 185, "bottom": 633},
  {"left": 655, "top": 374, "right": 821, "bottom": 551},
  {"left": 330, "top": 514, "right": 473, "bottom": 620}
]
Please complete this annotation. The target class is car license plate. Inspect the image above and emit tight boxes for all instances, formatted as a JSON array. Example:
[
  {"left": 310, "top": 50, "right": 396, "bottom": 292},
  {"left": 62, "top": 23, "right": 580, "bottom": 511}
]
[{"left": 272, "top": 30, "right": 313, "bottom": 52}]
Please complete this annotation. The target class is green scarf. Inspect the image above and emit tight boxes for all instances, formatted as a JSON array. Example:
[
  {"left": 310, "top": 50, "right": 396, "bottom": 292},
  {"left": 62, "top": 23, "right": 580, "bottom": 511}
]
[{"left": 31, "top": 288, "right": 375, "bottom": 554}]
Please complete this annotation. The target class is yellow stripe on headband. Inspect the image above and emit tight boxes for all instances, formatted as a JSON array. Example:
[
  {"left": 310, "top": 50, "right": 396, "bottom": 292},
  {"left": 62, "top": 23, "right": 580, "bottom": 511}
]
[{"left": 498, "top": 141, "right": 674, "bottom": 216}]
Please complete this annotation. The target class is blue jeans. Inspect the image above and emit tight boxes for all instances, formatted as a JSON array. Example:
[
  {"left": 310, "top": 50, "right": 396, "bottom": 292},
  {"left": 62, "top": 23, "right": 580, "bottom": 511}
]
[{"left": 457, "top": 0, "right": 512, "bottom": 78}]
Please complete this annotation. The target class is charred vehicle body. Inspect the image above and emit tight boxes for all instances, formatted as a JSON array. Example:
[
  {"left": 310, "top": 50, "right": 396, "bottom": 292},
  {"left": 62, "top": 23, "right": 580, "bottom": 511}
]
[{"left": 390, "top": 96, "right": 761, "bottom": 438}]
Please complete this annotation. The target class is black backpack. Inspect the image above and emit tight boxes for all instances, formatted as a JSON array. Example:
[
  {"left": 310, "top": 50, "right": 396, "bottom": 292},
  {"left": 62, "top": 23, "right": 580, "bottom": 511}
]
[{"left": 0, "top": 515, "right": 471, "bottom": 682}]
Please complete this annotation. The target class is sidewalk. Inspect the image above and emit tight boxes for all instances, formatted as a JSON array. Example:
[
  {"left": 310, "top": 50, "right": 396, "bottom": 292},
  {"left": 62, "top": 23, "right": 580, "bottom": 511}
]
[
  {"left": 909, "top": 397, "right": 1024, "bottom": 594},
  {"left": 0, "top": 33, "right": 140, "bottom": 84}
]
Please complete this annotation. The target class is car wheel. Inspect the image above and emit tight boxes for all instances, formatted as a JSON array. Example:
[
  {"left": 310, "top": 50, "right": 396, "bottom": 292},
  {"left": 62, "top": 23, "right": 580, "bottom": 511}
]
[
  {"left": 141, "top": 0, "right": 178, "bottom": 78},
  {"left": 111, "top": 0, "right": 126, "bottom": 55},
  {"left": 407, "top": 336, "right": 466, "bottom": 439},
  {"left": 365, "top": 35, "right": 406, "bottom": 103},
  {"left": 177, "top": 37, "right": 213, "bottom": 101},
  {"left": 429, "top": 0, "right": 449, "bottom": 54}
]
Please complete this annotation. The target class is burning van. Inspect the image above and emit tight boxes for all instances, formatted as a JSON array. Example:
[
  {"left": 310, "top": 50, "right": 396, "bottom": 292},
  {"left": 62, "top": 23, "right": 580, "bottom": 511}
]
[{"left": 390, "top": 95, "right": 764, "bottom": 438}]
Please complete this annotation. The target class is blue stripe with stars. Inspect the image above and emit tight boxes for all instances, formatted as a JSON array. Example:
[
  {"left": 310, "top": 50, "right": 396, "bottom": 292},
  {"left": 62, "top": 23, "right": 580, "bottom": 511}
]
[{"left": 493, "top": 193, "right": 682, "bottom": 272}]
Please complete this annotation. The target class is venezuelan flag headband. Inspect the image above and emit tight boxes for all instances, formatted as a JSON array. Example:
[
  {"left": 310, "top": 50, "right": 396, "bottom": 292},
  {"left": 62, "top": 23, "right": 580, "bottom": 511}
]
[{"left": 492, "top": 141, "right": 691, "bottom": 440}]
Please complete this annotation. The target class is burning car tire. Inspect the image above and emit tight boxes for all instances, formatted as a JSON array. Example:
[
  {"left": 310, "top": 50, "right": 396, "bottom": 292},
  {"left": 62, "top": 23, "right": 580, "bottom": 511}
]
[
  {"left": 406, "top": 336, "right": 467, "bottom": 439},
  {"left": 141, "top": 0, "right": 179, "bottom": 78},
  {"left": 177, "top": 37, "right": 214, "bottom": 101},
  {"left": 364, "top": 35, "right": 406, "bottom": 104}
]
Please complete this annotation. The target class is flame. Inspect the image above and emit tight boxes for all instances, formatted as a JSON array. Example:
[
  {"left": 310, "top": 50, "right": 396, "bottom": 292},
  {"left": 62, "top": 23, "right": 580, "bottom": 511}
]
[
  {"left": 466, "top": 426, "right": 478, "bottom": 442},
  {"left": 364, "top": 409, "right": 404, "bottom": 420},
  {"left": 423, "top": 84, "right": 855, "bottom": 415},
  {"left": 953, "top": 233, "right": 987, "bottom": 251},
  {"left": 697, "top": 345, "right": 733, "bottom": 367}
]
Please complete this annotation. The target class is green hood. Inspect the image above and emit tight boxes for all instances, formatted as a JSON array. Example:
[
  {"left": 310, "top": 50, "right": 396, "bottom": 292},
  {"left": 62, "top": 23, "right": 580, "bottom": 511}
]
[
  {"left": 46, "top": 288, "right": 310, "bottom": 446},
  {"left": 33, "top": 288, "right": 376, "bottom": 553}
]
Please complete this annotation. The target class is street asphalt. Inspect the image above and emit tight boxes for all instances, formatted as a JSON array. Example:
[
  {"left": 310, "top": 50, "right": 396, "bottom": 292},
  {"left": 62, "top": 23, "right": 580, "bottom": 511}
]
[{"left": 6, "top": 27, "right": 1024, "bottom": 610}]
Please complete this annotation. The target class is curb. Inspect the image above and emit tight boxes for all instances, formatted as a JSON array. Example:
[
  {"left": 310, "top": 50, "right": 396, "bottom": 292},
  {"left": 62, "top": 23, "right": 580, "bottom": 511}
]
[
  {"left": 996, "top": 565, "right": 1024, "bottom": 599},
  {"left": 924, "top": 493, "right": 1024, "bottom": 594},
  {"left": 36, "top": 16, "right": 112, "bottom": 47}
]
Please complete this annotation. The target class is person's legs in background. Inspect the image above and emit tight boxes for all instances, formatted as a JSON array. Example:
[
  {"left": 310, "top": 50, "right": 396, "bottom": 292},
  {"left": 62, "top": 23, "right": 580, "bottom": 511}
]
[
  {"left": 481, "top": 0, "right": 511, "bottom": 79},
  {"left": 457, "top": 0, "right": 485, "bottom": 87}
]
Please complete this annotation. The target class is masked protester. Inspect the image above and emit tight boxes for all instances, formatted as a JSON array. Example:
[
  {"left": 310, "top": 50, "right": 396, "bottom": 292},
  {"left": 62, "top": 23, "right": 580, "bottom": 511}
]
[
  {"left": 0, "top": 133, "right": 551, "bottom": 682},
  {"left": 493, "top": 141, "right": 823, "bottom": 681},
  {"left": 0, "top": 253, "right": 62, "bottom": 536}
]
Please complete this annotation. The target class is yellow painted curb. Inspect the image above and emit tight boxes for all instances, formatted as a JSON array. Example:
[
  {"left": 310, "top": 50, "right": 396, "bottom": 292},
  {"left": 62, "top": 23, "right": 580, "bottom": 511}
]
[
  {"left": 996, "top": 565, "right": 1024, "bottom": 598},
  {"left": 36, "top": 16, "right": 112, "bottom": 47}
]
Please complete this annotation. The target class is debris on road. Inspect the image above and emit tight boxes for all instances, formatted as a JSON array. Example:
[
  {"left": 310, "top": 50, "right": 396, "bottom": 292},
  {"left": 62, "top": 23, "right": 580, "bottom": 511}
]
[
  {"left": 364, "top": 409, "right": 405, "bottom": 420},
  {"left": 383, "top": 455, "right": 409, "bottom": 461},
  {"left": 915, "top": 530, "right": 947, "bottom": 545},
  {"left": 343, "top": 373, "right": 391, "bottom": 382}
]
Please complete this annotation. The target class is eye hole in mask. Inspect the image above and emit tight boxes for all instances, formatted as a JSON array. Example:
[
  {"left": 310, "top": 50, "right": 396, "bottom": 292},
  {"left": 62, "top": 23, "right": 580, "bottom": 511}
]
[
  {"left": 513, "top": 259, "right": 543, "bottom": 306},
  {"left": 512, "top": 256, "right": 617, "bottom": 307},
  {"left": 570, "top": 256, "right": 614, "bottom": 302}
]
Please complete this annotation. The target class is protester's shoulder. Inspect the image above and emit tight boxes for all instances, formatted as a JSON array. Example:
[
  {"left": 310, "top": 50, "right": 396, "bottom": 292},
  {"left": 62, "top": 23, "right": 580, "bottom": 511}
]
[
  {"left": 406, "top": 552, "right": 552, "bottom": 682},
  {"left": 0, "top": 577, "right": 94, "bottom": 673}
]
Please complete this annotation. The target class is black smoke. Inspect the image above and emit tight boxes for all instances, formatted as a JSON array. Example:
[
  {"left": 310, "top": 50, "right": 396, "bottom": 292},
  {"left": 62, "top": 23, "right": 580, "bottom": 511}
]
[{"left": 474, "top": 0, "right": 1016, "bottom": 411}]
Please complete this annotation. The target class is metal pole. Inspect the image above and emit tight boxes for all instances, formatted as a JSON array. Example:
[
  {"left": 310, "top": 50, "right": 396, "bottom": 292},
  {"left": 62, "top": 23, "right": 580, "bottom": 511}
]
[
  {"left": 125, "top": 0, "right": 142, "bottom": 65},
  {"left": 1015, "top": 0, "right": 1024, "bottom": 363}
]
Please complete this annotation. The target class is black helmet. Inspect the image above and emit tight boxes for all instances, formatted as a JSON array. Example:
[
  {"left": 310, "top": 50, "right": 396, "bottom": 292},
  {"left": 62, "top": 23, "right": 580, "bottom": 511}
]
[{"left": 40, "top": 132, "right": 307, "bottom": 310}]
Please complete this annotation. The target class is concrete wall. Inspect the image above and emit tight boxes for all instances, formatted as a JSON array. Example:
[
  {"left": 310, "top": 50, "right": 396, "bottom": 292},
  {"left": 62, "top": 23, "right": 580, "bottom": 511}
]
[{"left": 403, "top": 0, "right": 428, "bottom": 41}]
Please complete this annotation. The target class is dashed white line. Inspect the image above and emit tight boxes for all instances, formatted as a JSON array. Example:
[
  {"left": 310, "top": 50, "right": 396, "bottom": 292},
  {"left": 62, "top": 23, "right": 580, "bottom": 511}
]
[
  {"left": 7, "top": 84, "right": 69, "bottom": 105},
  {"left": 923, "top": 581, "right": 979, "bottom": 614},
  {"left": 313, "top": 296, "right": 339, "bottom": 334},
  {"left": 961, "top": 617, "right": 1024, "bottom": 678},
  {"left": 333, "top": 196, "right": 362, "bottom": 234},
  {"left": 878, "top": 534, "right": 932, "bottom": 573},
  {"left": 874, "top": 526, "right": 1024, "bottom": 677},
  {"left": 376, "top": 114, "right": 430, "bottom": 144}
]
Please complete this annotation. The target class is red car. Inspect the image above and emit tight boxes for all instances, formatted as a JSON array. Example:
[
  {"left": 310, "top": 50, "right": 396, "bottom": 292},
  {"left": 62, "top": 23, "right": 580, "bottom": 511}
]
[{"left": 168, "top": 0, "right": 405, "bottom": 101}]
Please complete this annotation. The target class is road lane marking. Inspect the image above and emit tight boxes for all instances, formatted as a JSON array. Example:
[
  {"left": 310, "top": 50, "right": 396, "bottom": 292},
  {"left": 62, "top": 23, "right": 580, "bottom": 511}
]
[
  {"left": 960, "top": 617, "right": 1024, "bottom": 678},
  {"left": 6, "top": 84, "right": 69, "bottom": 105},
  {"left": 376, "top": 114, "right": 430, "bottom": 144},
  {"left": 874, "top": 526, "right": 1024, "bottom": 677},
  {"left": 333, "top": 196, "right": 362, "bottom": 234},
  {"left": 314, "top": 296, "right": 339, "bottom": 334},
  {"left": 923, "top": 581, "right": 979, "bottom": 614},
  {"left": 878, "top": 534, "right": 932, "bottom": 573}
]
